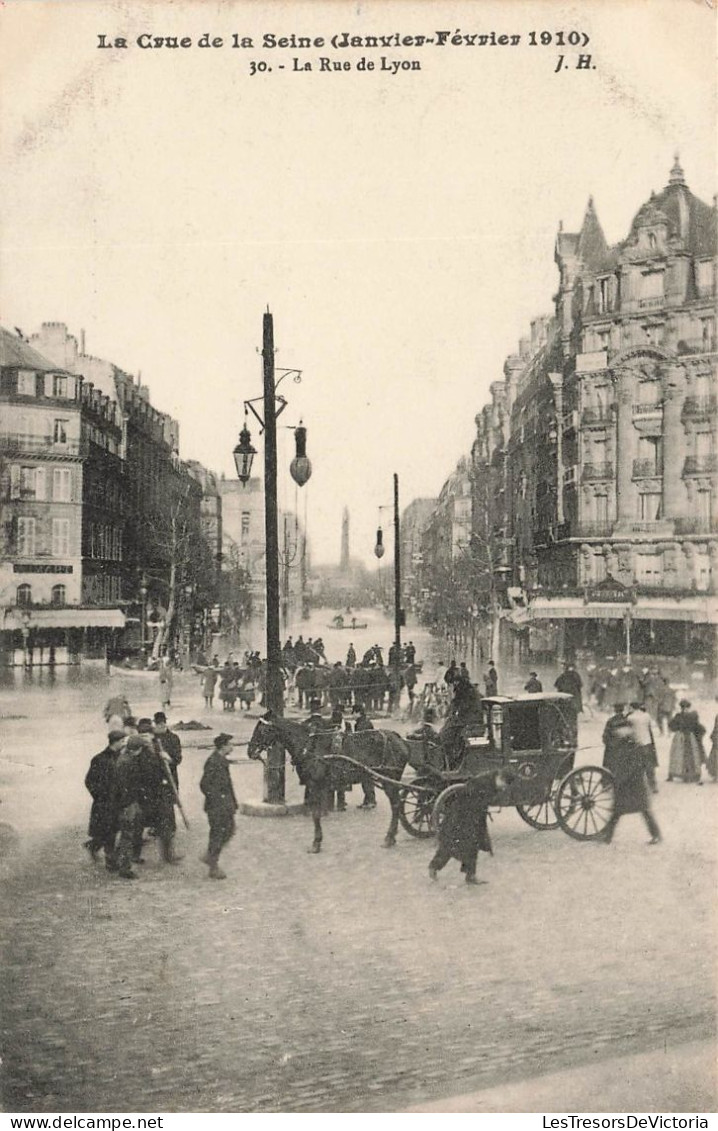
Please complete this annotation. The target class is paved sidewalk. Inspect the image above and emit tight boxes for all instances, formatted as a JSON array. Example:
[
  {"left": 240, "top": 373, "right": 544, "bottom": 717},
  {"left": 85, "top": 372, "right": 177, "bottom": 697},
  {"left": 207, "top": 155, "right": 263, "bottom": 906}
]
[{"left": 405, "top": 1039, "right": 717, "bottom": 1113}]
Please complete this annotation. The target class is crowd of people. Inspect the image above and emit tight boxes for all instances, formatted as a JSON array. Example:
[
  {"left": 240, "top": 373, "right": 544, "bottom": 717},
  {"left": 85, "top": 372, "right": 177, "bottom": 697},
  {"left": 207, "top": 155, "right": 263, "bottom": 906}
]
[
  {"left": 90, "top": 697, "right": 239, "bottom": 880},
  {"left": 88, "top": 643, "right": 718, "bottom": 890}
]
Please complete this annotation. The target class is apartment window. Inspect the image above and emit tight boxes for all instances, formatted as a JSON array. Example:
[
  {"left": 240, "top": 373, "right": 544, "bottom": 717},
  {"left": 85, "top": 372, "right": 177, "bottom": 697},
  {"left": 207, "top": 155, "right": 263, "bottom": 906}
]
[
  {"left": 51, "top": 584, "right": 66, "bottom": 607},
  {"left": 53, "top": 375, "right": 69, "bottom": 398},
  {"left": 241, "top": 511, "right": 250, "bottom": 543},
  {"left": 53, "top": 468, "right": 72, "bottom": 502},
  {"left": 695, "top": 432, "right": 714, "bottom": 459},
  {"left": 595, "top": 494, "right": 608, "bottom": 524},
  {"left": 636, "top": 553, "right": 663, "bottom": 586},
  {"left": 597, "top": 277, "right": 610, "bottom": 314},
  {"left": 641, "top": 271, "right": 664, "bottom": 299},
  {"left": 696, "top": 259, "right": 713, "bottom": 294},
  {"left": 17, "top": 370, "right": 36, "bottom": 396},
  {"left": 639, "top": 492, "right": 661, "bottom": 521},
  {"left": 52, "top": 518, "right": 70, "bottom": 557},
  {"left": 16, "top": 584, "right": 32, "bottom": 607},
  {"left": 53, "top": 419, "right": 69, "bottom": 445},
  {"left": 594, "top": 551, "right": 607, "bottom": 582},
  {"left": 17, "top": 517, "right": 36, "bottom": 557},
  {"left": 648, "top": 232, "right": 657, "bottom": 250},
  {"left": 637, "top": 379, "right": 660, "bottom": 406},
  {"left": 697, "top": 489, "right": 712, "bottom": 526}
]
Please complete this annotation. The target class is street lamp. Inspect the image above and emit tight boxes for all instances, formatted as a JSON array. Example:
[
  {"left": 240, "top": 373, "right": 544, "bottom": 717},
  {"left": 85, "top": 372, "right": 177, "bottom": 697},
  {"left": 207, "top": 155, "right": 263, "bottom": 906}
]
[
  {"left": 233, "top": 416, "right": 257, "bottom": 484},
  {"left": 374, "top": 474, "right": 403, "bottom": 711},
  {"left": 234, "top": 310, "right": 309, "bottom": 804},
  {"left": 139, "top": 574, "right": 148, "bottom": 656}
]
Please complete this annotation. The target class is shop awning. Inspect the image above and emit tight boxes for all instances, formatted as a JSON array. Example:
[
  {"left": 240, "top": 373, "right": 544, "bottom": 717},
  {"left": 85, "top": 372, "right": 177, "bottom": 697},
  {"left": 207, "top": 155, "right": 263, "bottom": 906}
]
[
  {"left": 3, "top": 607, "right": 126, "bottom": 630},
  {"left": 529, "top": 597, "right": 718, "bottom": 624}
]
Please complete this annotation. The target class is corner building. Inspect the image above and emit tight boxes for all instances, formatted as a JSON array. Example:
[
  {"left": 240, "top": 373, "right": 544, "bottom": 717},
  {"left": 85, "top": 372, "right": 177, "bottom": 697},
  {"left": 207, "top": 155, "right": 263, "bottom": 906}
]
[{"left": 528, "top": 159, "right": 717, "bottom": 667}]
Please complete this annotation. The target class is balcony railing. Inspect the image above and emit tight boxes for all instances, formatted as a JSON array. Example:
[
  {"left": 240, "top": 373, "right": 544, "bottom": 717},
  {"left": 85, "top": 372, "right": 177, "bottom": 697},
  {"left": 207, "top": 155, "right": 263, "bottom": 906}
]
[
  {"left": 582, "top": 407, "right": 614, "bottom": 426},
  {"left": 684, "top": 454, "right": 718, "bottom": 475},
  {"left": 674, "top": 516, "right": 718, "bottom": 534},
  {"left": 632, "top": 458, "right": 662, "bottom": 478},
  {"left": 573, "top": 521, "right": 614, "bottom": 537},
  {"left": 0, "top": 433, "right": 85, "bottom": 457},
  {"left": 682, "top": 395, "right": 717, "bottom": 418},
  {"left": 582, "top": 462, "right": 614, "bottom": 481},
  {"left": 633, "top": 402, "right": 662, "bottom": 415},
  {"left": 637, "top": 296, "right": 664, "bottom": 309},
  {"left": 676, "top": 337, "right": 717, "bottom": 356}
]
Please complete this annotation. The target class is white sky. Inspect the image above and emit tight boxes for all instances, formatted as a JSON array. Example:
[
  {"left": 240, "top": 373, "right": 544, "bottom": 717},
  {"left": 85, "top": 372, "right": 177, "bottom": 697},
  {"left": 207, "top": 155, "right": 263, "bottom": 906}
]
[{"left": 0, "top": 0, "right": 715, "bottom": 565}]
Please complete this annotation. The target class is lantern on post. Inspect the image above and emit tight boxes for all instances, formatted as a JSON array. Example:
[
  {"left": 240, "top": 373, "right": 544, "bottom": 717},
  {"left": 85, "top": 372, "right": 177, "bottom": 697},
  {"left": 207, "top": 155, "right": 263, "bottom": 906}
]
[
  {"left": 290, "top": 422, "right": 312, "bottom": 487},
  {"left": 374, "top": 527, "right": 385, "bottom": 559},
  {"left": 233, "top": 417, "right": 257, "bottom": 485}
]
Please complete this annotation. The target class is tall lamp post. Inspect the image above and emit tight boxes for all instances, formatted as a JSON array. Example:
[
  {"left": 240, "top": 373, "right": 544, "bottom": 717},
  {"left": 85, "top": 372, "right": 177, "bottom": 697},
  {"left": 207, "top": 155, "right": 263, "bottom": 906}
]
[
  {"left": 374, "top": 472, "right": 403, "bottom": 708},
  {"left": 233, "top": 310, "right": 310, "bottom": 803}
]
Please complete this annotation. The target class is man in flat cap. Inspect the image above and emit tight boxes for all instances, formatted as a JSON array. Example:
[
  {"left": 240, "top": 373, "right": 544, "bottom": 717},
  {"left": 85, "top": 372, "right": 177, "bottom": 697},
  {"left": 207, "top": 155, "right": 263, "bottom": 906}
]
[
  {"left": 200, "top": 733, "right": 238, "bottom": 879},
  {"left": 84, "top": 730, "right": 125, "bottom": 871}
]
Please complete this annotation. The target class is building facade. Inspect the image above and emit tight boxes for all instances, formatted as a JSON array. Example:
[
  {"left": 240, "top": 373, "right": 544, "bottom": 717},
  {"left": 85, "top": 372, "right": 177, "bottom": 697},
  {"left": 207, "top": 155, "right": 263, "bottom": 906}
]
[
  {"left": 0, "top": 327, "right": 125, "bottom": 665},
  {"left": 409, "top": 160, "right": 717, "bottom": 671}
]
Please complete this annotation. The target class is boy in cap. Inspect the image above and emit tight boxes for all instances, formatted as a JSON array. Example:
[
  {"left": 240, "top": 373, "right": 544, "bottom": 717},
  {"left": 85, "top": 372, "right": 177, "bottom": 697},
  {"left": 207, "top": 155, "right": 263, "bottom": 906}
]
[
  {"left": 84, "top": 730, "right": 125, "bottom": 870},
  {"left": 200, "top": 733, "right": 238, "bottom": 879}
]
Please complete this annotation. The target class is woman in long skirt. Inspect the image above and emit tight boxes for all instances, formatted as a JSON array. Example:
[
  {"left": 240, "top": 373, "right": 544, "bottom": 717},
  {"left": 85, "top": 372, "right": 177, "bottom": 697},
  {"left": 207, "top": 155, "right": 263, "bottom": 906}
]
[{"left": 667, "top": 699, "right": 705, "bottom": 783}]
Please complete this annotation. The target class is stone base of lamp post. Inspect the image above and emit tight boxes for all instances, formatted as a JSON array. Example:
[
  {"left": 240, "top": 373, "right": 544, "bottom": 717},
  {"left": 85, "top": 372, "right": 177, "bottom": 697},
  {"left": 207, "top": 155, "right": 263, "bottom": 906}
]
[{"left": 239, "top": 800, "right": 306, "bottom": 817}]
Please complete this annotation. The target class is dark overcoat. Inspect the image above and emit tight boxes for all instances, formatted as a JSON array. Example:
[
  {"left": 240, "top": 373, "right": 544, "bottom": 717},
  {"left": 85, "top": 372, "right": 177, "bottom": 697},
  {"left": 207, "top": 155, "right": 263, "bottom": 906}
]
[
  {"left": 438, "top": 772, "right": 497, "bottom": 863},
  {"left": 85, "top": 746, "right": 120, "bottom": 838},
  {"left": 200, "top": 751, "right": 238, "bottom": 816},
  {"left": 602, "top": 725, "right": 649, "bottom": 815}
]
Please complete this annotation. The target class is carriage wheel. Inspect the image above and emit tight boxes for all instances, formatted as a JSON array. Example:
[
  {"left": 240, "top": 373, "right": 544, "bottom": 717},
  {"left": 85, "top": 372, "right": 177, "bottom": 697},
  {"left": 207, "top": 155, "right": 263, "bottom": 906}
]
[
  {"left": 430, "top": 783, "right": 467, "bottom": 835},
  {"left": 398, "top": 778, "right": 438, "bottom": 839},
  {"left": 515, "top": 754, "right": 574, "bottom": 831},
  {"left": 556, "top": 766, "right": 615, "bottom": 841},
  {"left": 516, "top": 796, "right": 559, "bottom": 831}
]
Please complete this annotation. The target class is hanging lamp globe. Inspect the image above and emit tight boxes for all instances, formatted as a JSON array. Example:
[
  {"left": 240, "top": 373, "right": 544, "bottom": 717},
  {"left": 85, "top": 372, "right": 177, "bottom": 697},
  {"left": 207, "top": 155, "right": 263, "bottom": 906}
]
[
  {"left": 290, "top": 423, "right": 312, "bottom": 487},
  {"left": 374, "top": 526, "right": 385, "bottom": 559},
  {"left": 233, "top": 423, "right": 256, "bottom": 485}
]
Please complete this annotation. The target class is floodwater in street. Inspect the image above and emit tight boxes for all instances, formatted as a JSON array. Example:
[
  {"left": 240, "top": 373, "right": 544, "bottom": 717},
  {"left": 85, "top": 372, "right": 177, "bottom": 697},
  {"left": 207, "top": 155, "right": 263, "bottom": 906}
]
[{"left": 0, "top": 607, "right": 716, "bottom": 1113}]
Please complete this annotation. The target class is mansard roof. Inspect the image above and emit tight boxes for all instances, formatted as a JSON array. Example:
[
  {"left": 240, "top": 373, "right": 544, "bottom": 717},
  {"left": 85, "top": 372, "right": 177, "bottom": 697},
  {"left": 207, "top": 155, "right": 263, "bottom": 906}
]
[
  {"left": 0, "top": 325, "right": 68, "bottom": 372},
  {"left": 626, "top": 158, "right": 716, "bottom": 256}
]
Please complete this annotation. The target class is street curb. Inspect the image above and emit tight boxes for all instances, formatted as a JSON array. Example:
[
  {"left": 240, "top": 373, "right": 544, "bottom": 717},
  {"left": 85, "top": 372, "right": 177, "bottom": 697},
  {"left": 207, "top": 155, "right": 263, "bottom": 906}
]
[{"left": 239, "top": 800, "right": 306, "bottom": 818}]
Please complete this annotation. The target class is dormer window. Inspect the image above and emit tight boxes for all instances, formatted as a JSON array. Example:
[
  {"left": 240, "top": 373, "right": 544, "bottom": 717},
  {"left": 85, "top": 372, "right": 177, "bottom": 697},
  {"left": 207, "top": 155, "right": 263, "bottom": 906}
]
[
  {"left": 53, "top": 374, "right": 69, "bottom": 398},
  {"left": 17, "top": 370, "right": 36, "bottom": 396},
  {"left": 648, "top": 232, "right": 657, "bottom": 250}
]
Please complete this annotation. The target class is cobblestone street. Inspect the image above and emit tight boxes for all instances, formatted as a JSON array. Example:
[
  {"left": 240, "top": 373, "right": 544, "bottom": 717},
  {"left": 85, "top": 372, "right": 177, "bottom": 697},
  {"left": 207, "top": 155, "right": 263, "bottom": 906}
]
[{"left": 1, "top": 664, "right": 716, "bottom": 1113}]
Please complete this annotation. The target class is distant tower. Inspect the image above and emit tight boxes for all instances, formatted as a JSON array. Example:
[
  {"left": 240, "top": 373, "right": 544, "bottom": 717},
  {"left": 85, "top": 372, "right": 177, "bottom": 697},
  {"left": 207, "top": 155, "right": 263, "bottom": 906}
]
[{"left": 340, "top": 507, "right": 350, "bottom": 571}]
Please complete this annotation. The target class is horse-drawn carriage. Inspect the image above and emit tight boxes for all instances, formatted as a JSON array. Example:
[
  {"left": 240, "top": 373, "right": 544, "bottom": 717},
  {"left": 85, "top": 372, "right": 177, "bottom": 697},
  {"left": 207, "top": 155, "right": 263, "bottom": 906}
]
[
  {"left": 397, "top": 693, "right": 614, "bottom": 842},
  {"left": 247, "top": 692, "right": 615, "bottom": 853}
]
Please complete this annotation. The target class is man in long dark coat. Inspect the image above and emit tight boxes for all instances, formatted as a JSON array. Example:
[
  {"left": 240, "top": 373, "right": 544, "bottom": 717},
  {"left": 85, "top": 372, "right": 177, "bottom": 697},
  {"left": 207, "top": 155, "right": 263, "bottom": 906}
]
[
  {"left": 602, "top": 715, "right": 661, "bottom": 844},
  {"left": 112, "top": 736, "right": 145, "bottom": 879},
  {"left": 429, "top": 768, "right": 515, "bottom": 884},
  {"left": 555, "top": 662, "right": 583, "bottom": 713},
  {"left": 137, "top": 717, "right": 182, "bottom": 864},
  {"left": 84, "top": 730, "right": 125, "bottom": 870},
  {"left": 200, "top": 733, "right": 238, "bottom": 879}
]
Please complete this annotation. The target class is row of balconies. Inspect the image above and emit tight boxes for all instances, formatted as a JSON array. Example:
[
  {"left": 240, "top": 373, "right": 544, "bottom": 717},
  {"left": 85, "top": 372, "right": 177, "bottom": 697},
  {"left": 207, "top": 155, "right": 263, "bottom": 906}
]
[
  {"left": 552, "top": 516, "right": 718, "bottom": 539},
  {"left": 581, "top": 455, "right": 717, "bottom": 482},
  {"left": 0, "top": 433, "right": 87, "bottom": 458},
  {"left": 580, "top": 396, "right": 716, "bottom": 429}
]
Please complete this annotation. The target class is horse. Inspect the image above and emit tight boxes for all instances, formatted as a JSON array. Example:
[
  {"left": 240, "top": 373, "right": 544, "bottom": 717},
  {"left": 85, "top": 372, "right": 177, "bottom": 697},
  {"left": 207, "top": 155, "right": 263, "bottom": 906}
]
[{"left": 247, "top": 715, "right": 413, "bottom": 853}]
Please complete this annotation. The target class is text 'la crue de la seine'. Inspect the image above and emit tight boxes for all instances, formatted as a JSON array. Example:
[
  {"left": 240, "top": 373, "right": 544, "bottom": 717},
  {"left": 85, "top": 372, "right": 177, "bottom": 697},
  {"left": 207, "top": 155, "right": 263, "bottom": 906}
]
[{"left": 96, "top": 29, "right": 595, "bottom": 75}]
